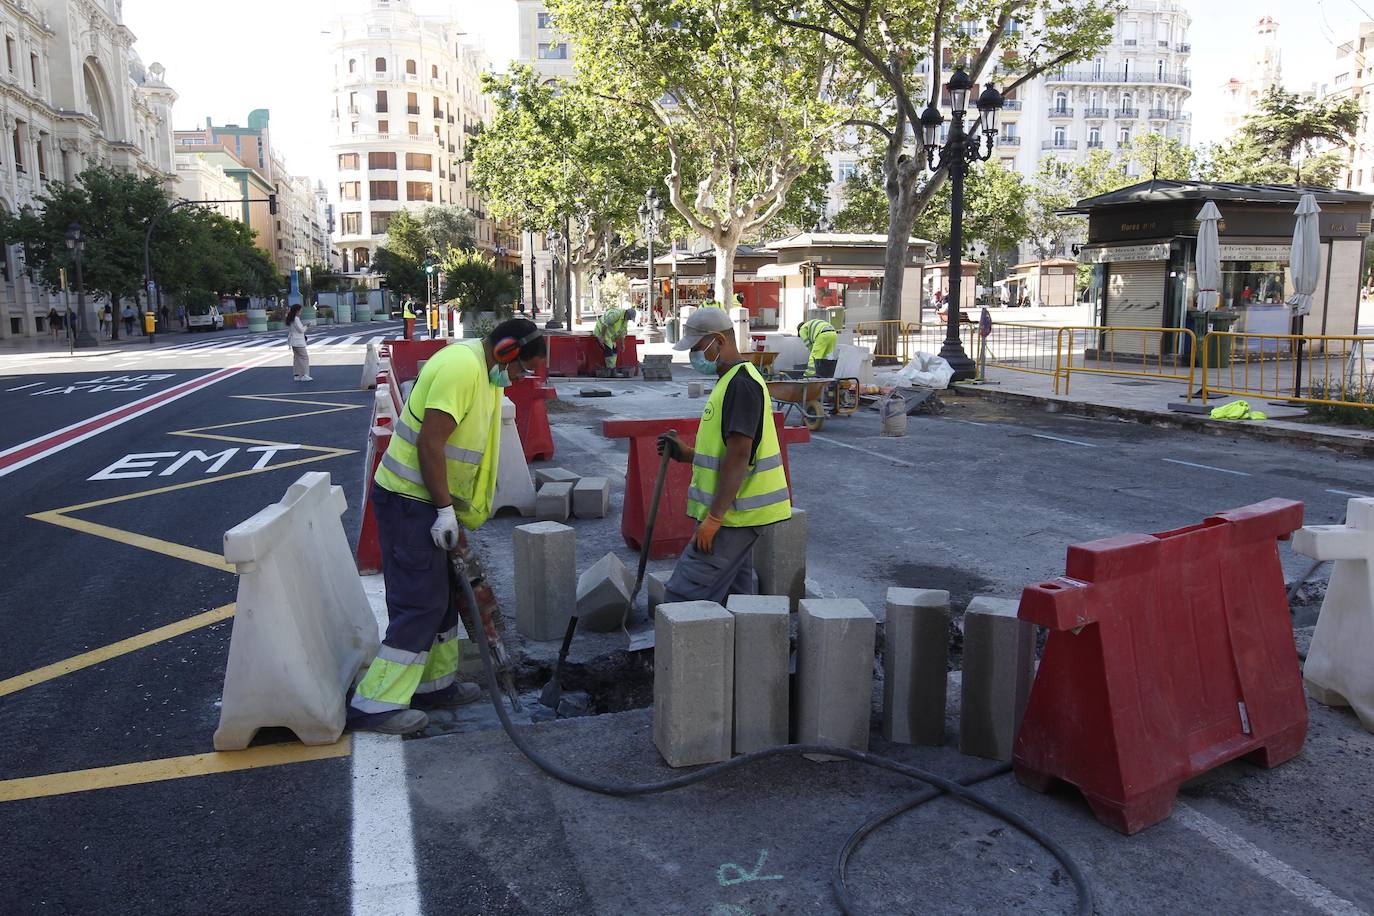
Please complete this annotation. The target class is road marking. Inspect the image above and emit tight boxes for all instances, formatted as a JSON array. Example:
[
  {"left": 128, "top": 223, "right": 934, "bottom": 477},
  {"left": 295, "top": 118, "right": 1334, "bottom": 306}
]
[
  {"left": 0, "top": 604, "right": 235, "bottom": 698},
  {"left": 1162, "top": 458, "right": 1251, "bottom": 477},
  {"left": 0, "top": 739, "right": 351, "bottom": 804},
  {"left": 811, "top": 434, "right": 916, "bottom": 467},
  {"left": 1174, "top": 804, "right": 1369, "bottom": 916},
  {"left": 6, "top": 381, "right": 44, "bottom": 391},
  {"left": 1327, "top": 489, "right": 1369, "bottom": 498},
  {"left": 947, "top": 418, "right": 990, "bottom": 427},
  {"left": 0, "top": 351, "right": 279, "bottom": 478},
  {"left": 1031, "top": 433, "right": 1099, "bottom": 448},
  {"left": 339, "top": 335, "right": 361, "bottom": 345}
]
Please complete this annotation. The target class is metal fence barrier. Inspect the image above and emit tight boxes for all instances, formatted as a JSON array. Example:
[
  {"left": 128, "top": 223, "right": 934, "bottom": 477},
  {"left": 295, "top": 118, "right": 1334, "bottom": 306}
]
[
  {"left": 1055, "top": 326, "right": 1197, "bottom": 396},
  {"left": 852, "top": 321, "right": 917, "bottom": 363},
  {"left": 1200, "top": 333, "right": 1374, "bottom": 409}
]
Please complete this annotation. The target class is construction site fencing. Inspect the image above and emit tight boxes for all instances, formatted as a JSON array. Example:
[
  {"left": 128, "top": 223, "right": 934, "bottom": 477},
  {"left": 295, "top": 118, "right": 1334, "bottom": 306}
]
[
  {"left": 1200, "top": 333, "right": 1374, "bottom": 410},
  {"left": 1054, "top": 326, "right": 1197, "bottom": 397},
  {"left": 898, "top": 321, "right": 1066, "bottom": 380},
  {"left": 852, "top": 321, "right": 918, "bottom": 363}
]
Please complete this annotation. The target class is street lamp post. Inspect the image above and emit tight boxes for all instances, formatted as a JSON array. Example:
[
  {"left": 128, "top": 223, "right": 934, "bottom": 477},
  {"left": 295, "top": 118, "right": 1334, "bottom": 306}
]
[
  {"left": 548, "top": 230, "right": 564, "bottom": 329},
  {"left": 66, "top": 223, "right": 95, "bottom": 349},
  {"left": 638, "top": 187, "right": 666, "bottom": 343},
  {"left": 919, "top": 67, "right": 1004, "bottom": 381}
]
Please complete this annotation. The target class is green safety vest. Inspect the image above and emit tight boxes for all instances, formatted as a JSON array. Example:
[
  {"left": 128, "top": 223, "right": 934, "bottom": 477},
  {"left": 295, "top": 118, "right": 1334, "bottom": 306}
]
[
  {"left": 594, "top": 307, "right": 627, "bottom": 346},
  {"left": 687, "top": 361, "right": 792, "bottom": 528},
  {"left": 700, "top": 300, "right": 724, "bottom": 309},
  {"left": 799, "top": 318, "right": 837, "bottom": 346},
  {"left": 403, "top": 303, "right": 416, "bottom": 319},
  {"left": 374, "top": 340, "right": 502, "bottom": 530}
]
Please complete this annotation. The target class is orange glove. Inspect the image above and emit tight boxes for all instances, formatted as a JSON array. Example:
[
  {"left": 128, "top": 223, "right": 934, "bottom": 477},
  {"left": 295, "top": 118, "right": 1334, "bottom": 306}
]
[{"left": 693, "top": 513, "right": 724, "bottom": 554}]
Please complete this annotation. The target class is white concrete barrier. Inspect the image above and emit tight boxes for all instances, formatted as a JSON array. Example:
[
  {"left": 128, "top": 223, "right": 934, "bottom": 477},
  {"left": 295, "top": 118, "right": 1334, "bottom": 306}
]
[
  {"left": 1293, "top": 497, "right": 1374, "bottom": 733},
  {"left": 361, "top": 342, "right": 380, "bottom": 390},
  {"left": 491, "top": 400, "right": 536, "bottom": 517},
  {"left": 213, "top": 471, "right": 380, "bottom": 750}
]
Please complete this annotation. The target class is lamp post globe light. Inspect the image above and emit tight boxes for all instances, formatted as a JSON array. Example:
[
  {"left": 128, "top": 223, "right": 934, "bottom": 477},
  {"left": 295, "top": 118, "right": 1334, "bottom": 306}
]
[
  {"left": 638, "top": 187, "right": 666, "bottom": 342},
  {"left": 66, "top": 222, "right": 96, "bottom": 349},
  {"left": 920, "top": 66, "right": 1003, "bottom": 381}
]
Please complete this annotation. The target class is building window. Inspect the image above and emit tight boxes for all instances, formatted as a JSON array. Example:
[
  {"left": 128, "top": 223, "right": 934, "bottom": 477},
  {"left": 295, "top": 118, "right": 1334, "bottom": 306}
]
[
  {"left": 432, "top": 99, "right": 442, "bottom": 118},
  {"left": 339, "top": 181, "right": 360, "bottom": 200},
  {"left": 1054, "top": 92, "right": 1068, "bottom": 113},
  {"left": 538, "top": 43, "right": 569, "bottom": 60},
  {"left": 1157, "top": 60, "right": 1164, "bottom": 80},
  {"left": 375, "top": 56, "right": 386, "bottom": 73},
  {"left": 5, "top": 37, "right": 14, "bottom": 74},
  {"left": 377, "top": 119, "right": 389, "bottom": 134},
  {"left": 376, "top": 90, "right": 388, "bottom": 113},
  {"left": 354, "top": 247, "right": 370, "bottom": 269},
  {"left": 836, "top": 160, "right": 857, "bottom": 182},
  {"left": 341, "top": 212, "right": 362, "bottom": 235},
  {"left": 1088, "top": 127, "right": 1101, "bottom": 147},
  {"left": 12, "top": 122, "right": 24, "bottom": 172},
  {"left": 1053, "top": 127, "right": 1066, "bottom": 146},
  {"left": 368, "top": 151, "right": 397, "bottom": 170},
  {"left": 409, "top": 122, "right": 420, "bottom": 136},
  {"left": 369, "top": 181, "right": 398, "bottom": 200},
  {"left": 36, "top": 135, "right": 46, "bottom": 179},
  {"left": 406, "top": 92, "right": 419, "bottom": 114},
  {"left": 406, "top": 182, "right": 433, "bottom": 202},
  {"left": 406, "top": 59, "right": 417, "bottom": 75},
  {"left": 406, "top": 153, "right": 433, "bottom": 170},
  {"left": 1119, "top": 127, "right": 1131, "bottom": 145},
  {"left": 538, "top": 11, "right": 555, "bottom": 28},
  {"left": 30, "top": 53, "right": 38, "bottom": 89},
  {"left": 371, "top": 211, "right": 394, "bottom": 235}
]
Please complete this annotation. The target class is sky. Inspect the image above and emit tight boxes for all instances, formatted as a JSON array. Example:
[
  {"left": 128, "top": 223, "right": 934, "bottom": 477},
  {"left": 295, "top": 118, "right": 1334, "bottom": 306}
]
[{"left": 119, "top": 0, "right": 1372, "bottom": 183}]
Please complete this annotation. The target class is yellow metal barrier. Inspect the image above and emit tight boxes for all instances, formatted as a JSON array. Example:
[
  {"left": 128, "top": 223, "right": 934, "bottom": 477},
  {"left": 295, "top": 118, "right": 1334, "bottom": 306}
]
[
  {"left": 853, "top": 321, "right": 915, "bottom": 363},
  {"left": 1200, "top": 333, "right": 1374, "bottom": 409},
  {"left": 905, "top": 321, "right": 1067, "bottom": 380},
  {"left": 1054, "top": 326, "right": 1197, "bottom": 397}
]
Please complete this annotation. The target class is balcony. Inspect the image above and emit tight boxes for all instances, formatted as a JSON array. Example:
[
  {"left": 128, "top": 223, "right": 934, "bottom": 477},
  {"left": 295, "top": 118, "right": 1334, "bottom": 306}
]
[
  {"left": 407, "top": 105, "right": 420, "bottom": 115},
  {"left": 404, "top": 73, "right": 420, "bottom": 84},
  {"left": 1001, "top": 99, "right": 1022, "bottom": 111},
  {"left": 1048, "top": 106, "right": 1074, "bottom": 118},
  {"left": 447, "top": 115, "right": 455, "bottom": 124},
  {"left": 1177, "top": 42, "right": 1191, "bottom": 52},
  {"left": 1047, "top": 68, "right": 1192, "bottom": 88},
  {"left": 1116, "top": 108, "right": 1138, "bottom": 119},
  {"left": 1157, "top": 39, "right": 1170, "bottom": 47},
  {"left": 1083, "top": 107, "right": 1109, "bottom": 119},
  {"left": 998, "top": 135, "right": 1021, "bottom": 146},
  {"left": 1042, "top": 139, "right": 1079, "bottom": 150},
  {"left": 375, "top": 106, "right": 388, "bottom": 114},
  {"left": 1087, "top": 140, "right": 1104, "bottom": 148},
  {"left": 1124, "top": 38, "right": 1137, "bottom": 46},
  {"left": 1148, "top": 108, "right": 1172, "bottom": 120},
  {"left": 432, "top": 111, "right": 443, "bottom": 120}
]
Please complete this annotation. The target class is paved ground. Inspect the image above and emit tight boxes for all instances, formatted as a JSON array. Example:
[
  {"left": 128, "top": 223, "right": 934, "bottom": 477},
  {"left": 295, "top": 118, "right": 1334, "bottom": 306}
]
[{"left": 2, "top": 327, "right": 1372, "bottom": 915}]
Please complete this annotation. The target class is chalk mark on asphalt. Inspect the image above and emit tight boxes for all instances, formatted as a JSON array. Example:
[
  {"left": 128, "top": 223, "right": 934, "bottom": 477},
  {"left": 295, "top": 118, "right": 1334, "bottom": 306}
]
[
  {"left": 810, "top": 434, "right": 916, "bottom": 467},
  {"left": 1162, "top": 458, "right": 1251, "bottom": 477},
  {"left": 1031, "top": 433, "right": 1099, "bottom": 448}
]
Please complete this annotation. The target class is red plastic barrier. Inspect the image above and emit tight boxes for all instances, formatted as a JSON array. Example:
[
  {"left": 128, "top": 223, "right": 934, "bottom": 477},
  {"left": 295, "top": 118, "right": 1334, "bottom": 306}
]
[
  {"left": 505, "top": 374, "right": 557, "bottom": 462},
  {"left": 546, "top": 332, "right": 640, "bottom": 376},
  {"left": 1012, "top": 498, "right": 1307, "bottom": 834},
  {"left": 356, "top": 425, "right": 393, "bottom": 576},
  {"left": 386, "top": 338, "right": 447, "bottom": 386},
  {"left": 585, "top": 334, "right": 640, "bottom": 373},
  {"left": 602, "top": 414, "right": 810, "bottom": 559}
]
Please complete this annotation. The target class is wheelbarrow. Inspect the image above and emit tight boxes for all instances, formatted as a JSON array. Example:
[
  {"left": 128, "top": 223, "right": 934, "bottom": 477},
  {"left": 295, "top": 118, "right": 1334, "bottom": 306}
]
[
  {"left": 768, "top": 376, "right": 859, "bottom": 430},
  {"left": 745, "top": 351, "right": 780, "bottom": 379}
]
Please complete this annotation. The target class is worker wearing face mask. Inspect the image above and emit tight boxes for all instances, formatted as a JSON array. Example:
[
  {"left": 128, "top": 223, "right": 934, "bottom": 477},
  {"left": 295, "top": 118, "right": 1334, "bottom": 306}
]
[{"left": 655, "top": 308, "right": 792, "bottom": 604}]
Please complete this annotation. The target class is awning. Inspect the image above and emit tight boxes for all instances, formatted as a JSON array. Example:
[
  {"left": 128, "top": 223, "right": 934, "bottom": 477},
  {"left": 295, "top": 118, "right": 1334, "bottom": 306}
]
[{"left": 757, "top": 263, "right": 802, "bottom": 278}]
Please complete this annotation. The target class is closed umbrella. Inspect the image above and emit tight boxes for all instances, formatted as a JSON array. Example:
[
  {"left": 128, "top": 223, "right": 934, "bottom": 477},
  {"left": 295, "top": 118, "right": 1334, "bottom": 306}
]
[
  {"left": 1194, "top": 201, "right": 1222, "bottom": 312},
  {"left": 1287, "top": 193, "right": 1322, "bottom": 396}
]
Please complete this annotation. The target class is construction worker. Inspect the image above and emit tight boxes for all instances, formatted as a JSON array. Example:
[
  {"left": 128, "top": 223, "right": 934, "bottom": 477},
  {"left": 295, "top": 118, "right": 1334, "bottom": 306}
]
[
  {"left": 656, "top": 308, "right": 791, "bottom": 604},
  {"left": 403, "top": 299, "right": 417, "bottom": 340},
  {"left": 798, "top": 317, "right": 838, "bottom": 376},
  {"left": 699, "top": 297, "right": 724, "bottom": 309},
  {"left": 348, "top": 318, "right": 547, "bottom": 735},
  {"left": 593, "top": 304, "right": 636, "bottom": 369}
]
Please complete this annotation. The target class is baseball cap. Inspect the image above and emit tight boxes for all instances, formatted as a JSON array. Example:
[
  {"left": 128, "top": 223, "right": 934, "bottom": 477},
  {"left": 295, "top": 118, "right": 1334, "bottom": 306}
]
[{"left": 673, "top": 306, "right": 734, "bottom": 350}]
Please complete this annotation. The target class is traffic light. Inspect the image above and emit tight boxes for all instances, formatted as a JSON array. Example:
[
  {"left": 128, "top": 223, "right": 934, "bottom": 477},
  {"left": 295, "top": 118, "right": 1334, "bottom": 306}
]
[
  {"left": 423, "top": 256, "right": 435, "bottom": 276},
  {"left": 268, "top": 194, "right": 278, "bottom": 215}
]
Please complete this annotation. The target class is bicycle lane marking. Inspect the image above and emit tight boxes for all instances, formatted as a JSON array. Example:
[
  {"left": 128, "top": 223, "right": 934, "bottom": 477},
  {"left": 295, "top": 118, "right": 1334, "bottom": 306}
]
[{"left": 0, "top": 351, "right": 281, "bottom": 478}]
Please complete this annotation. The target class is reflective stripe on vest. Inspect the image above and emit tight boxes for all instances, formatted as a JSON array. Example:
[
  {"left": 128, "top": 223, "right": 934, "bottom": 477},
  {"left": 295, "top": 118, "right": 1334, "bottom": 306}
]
[
  {"left": 391, "top": 418, "right": 485, "bottom": 465},
  {"left": 801, "top": 319, "right": 836, "bottom": 345},
  {"left": 685, "top": 361, "right": 791, "bottom": 528}
]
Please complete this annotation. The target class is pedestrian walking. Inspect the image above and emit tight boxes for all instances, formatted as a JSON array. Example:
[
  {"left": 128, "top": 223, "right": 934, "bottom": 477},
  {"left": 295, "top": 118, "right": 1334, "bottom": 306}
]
[
  {"left": 287, "top": 303, "right": 312, "bottom": 382},
  {"left": 102, "top": 305, "right": 112, "bottom": 338},
  {"left": 121, "top": 302, "right": 135, "bottom": 337},
  {"left": 177, "top": 304, "right": 186, "bottom": 328},
  {"left": 47, "top": 307, "right": 59, "bottom": 339},
  {"left": 159, "top": 304, "right": 169, "bottom": 328}
]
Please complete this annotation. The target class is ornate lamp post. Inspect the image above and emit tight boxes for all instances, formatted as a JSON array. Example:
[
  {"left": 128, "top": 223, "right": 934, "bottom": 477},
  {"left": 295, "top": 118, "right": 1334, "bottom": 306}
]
[
  {"left": 919, "top": 67, "right": 1004, "bottom": 381},
  {"left": 66, "top": 223, "right": 96, "bottom": 348},
  {"left": 548, "top": 230, "right": 564, "bottom": 329},
  {"left": 638, "top": 187, "right": 665, "bottom": 343}
]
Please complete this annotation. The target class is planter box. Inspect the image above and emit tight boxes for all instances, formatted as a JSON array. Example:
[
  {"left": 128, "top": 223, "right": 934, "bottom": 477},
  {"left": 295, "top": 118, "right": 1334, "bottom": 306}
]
[
  {"left": 267, "top": 321, "right": 285, "bottom": 331},
  {"left": 247, "top": 308, "right": 268, "bottom": 333}
]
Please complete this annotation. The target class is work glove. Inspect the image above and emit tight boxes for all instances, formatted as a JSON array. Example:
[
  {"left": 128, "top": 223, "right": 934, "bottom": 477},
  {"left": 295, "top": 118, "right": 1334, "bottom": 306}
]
[
  {"left": 430, "top": 504, "right": 460, "bottom": 551},
  {"left": 657, "top": 431, "right": 686, "bottom": 462},
  {"left": 693, "top": 513, "right": 724, "bottom": 555}
]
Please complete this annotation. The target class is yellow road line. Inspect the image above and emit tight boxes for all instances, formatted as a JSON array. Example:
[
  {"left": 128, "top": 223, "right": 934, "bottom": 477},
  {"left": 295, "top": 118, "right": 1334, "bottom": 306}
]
[
  {"left": 172, "top": 406, "right": 359, "bottom": 435},
  {"left": 0, "top": 604, "right": 235, "bottom": 698},
  {"left": 28, "top": 510, "right": 235, "bottom": 571},
  {"left": 0, "top": 737, "right": 351, "bottom": 803},
  {"left": 236, "top": 391, "right": 370, "bottom": 402}
]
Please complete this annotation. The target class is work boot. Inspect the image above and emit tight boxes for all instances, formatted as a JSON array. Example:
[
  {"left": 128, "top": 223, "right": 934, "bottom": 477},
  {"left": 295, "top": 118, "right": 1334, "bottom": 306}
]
[
  {"left": 410, "top": 682, "right": 481, "bottom": 710},
  {"left": 348, "top": 708, "right": 429, "bottom": 735}
]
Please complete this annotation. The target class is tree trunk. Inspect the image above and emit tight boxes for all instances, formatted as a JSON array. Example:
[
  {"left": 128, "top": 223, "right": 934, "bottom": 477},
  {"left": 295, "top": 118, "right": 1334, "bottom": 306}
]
[
  {"left": 714, "top": 229, "right": 742, "bottom": 307},
  {"left": 877, "top": 177, "right": 921, "bottom": 362}
]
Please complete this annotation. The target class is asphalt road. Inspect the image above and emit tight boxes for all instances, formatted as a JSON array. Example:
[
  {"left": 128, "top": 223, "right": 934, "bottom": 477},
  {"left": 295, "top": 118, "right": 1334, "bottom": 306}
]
[{"left": 1, "top": 333, "right": 1371, "bottom": 915}]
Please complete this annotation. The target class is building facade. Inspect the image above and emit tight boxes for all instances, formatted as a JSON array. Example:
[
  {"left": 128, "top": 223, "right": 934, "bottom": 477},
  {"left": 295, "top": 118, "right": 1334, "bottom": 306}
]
[
  {"left": 1323, "top": 22, "right": 1374, "bottom": 196},
  {"left": 1, "top": 0, "right": 177, "bottom": 339},
  {"left": 327, "top": 0, "right": 502, "bottom": 275},
  {"left": 1219, "top": 16, "right": 1282, "bottom": 138},
  {"left": 174, "top": 152, "right": 241, "bottom": 219}
]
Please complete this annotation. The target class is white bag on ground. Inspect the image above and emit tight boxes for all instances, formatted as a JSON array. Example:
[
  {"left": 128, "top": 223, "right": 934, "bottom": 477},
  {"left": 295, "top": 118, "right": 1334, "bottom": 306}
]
[{"left": 895, "top": 352, "right": 955, "bottom": 389}]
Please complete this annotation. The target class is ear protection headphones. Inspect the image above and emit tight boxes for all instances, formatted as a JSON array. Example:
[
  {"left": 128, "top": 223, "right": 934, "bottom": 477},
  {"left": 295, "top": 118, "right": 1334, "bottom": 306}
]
[{"left": 492, "top": 327, "right": 543, "bottom": 364}]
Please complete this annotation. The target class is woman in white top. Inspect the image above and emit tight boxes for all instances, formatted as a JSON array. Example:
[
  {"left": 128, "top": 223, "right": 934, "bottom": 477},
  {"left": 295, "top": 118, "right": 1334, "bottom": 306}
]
[{"left": 287, "top": 303, "right": 311, "bottom": 382}]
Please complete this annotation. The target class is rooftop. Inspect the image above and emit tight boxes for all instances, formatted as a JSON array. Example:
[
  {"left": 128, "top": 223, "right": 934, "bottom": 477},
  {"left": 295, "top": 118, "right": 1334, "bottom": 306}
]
[{"left": 1064, "top": 179, "right": 1374, "bottom": 214}]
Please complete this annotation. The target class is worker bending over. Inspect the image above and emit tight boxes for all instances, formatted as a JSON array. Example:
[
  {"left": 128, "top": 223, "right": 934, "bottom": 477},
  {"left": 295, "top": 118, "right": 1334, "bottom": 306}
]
[
  {"left": 594, "top": 305, "right": 636, "bottom": 369},
  {"left": 349, "top": 319, "right": 547, "bottom": 735},
  {"left": 657, "top": 308, "right": 792, "bottom": 603},
  {"left": 798, "top": 317, "right": 838, "bottom": 376}
]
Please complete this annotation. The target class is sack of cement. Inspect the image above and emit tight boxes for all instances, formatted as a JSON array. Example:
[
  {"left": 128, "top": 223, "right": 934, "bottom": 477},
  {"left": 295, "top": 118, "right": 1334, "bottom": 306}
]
[
  {"left": 894, "top": 352, "right": 955, "bottom": 389},
  {"left": 879, "top": 391, "right": 908, "bottom": 437}
]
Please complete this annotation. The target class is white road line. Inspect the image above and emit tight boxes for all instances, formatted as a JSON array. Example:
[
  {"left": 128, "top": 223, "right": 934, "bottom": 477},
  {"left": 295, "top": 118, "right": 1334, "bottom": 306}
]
[
  {"left": 1031, "top": 433, "right": 1099, "bottom": 448},
  {"left": 6, "top": 382, "right": 43, "bottom": 391},
  {"left": 339, "top": 336, "right": 361, "bottom": 345},
  {"left": 1174, "top": 804, "right": 1369, "bottom": 916},
  {"left": 811, "top": 434, "right": 916, "bottom": 468},
  {"left": 1162, "top": 458, "right": 1251, "bottom": 477},
  {"left": 947, "top": 418, "right": 990, "bottom": 427},
  {"left": 1327, "top": 489, "right": 1369, "bottom": 498},
  {"left": 350, "top": 733, "right": 422, "bottom": 916}
]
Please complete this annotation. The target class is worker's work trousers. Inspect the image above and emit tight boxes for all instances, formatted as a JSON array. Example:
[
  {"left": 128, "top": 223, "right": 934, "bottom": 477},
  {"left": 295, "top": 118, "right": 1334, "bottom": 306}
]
[
  {"left": 663, "top": 525, "right": 760, "bottom": 605},
  {"left": 601, "top": 342, "right": 619, "bottom": 368},
  {"left": 349, "top": 484, "right": 464, "bottom": 717},
  {"left": 805, "top": 333, "right": 837, "bottom": 376},
  {"left": 291, "top": 346, "right": 309, "bottom": 379}
]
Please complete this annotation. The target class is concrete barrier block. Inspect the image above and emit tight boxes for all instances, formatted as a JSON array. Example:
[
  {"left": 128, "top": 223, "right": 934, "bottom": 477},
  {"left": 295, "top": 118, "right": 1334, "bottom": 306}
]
[
  {"left": 1293, "top": 498, "right": 1374, "bottom": 732},
  {"left": 959, "top": 596, "right": 1036, "bottom": 761},
  {"left": 647, "top": 571, "right": 670, "bottom": 618},
  {"left": 687, "top": 382, "right": 705, "bottom": 398},
  {"left": 493, "top": 401, "right": 537, "bottom": 518},
  {"left": 655, "top": 601, "right": 735, "bottom": 767},
  {"left": 797, "top": 598, "right": 877, "bottom": 759},
  {"left": 361, "top": 342, "right": 380, "bottom": 390},
  {"left": 577, "top": 551, "right": 633, "bottom": 632},
  {"left": 214, "top": 471, "right": 380, "bottom": 750},
  {"left": 535, "top": 467, "right": 580, "bottom": 487},
  {"left": 514, "top": 521, "right": 577, "bottom": 642},
  {"left": 572, "top": 476, "right": 611, "bottom": 519},
  {"left": 756, "top": 510, "right": 807, "bottom": 611},
  {"left": 726, "top": 595, "right": 790, "bottom": 753},
  {"left": 883, "top": 588, "right": 951, "bottom": 746},
  {"left": 536, "top": 481, "right": 573, "bottom": 522}
]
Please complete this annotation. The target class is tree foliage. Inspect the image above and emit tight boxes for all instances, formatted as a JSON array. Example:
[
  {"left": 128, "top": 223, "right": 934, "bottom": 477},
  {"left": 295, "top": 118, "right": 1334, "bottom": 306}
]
[
  {"left": 1202, "top": 88, "right": 1360, "bottom": 186},
  {"left": 440, "top": 248, "right": 519, "bottom": 316},
  {"left": 372, "top": 205, "right": 476, "bottom": 301}
]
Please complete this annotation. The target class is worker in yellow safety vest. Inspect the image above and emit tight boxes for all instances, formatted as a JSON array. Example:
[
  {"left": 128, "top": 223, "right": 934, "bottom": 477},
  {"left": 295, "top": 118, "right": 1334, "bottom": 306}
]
[
  {"left": 593, "top": 305, "right": 636, "bottom": 369},
  {"left": 656, "top": 308, "right": 791, "bottom": 603},
  {"left": 797, "top": 317, "right": 838, "bottom": 376},
  {"left": 403, "top": 299, "right": 417, "bottom": 340},
  {"left": 699, "top": 298, "right": 724, "bottom": 309},
  {"left": 348, "top": 318, "right": 547, "bottom": 735}
]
